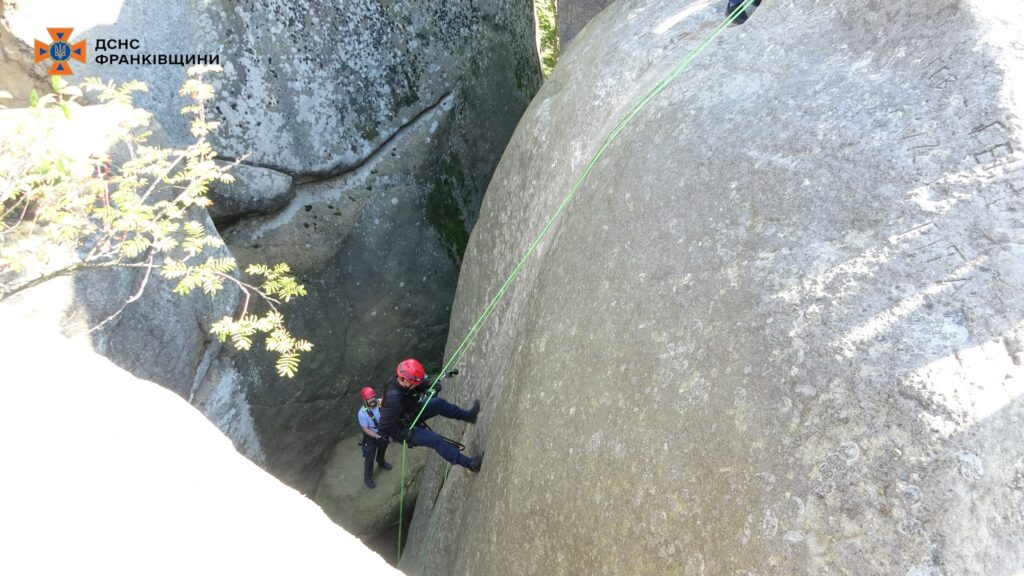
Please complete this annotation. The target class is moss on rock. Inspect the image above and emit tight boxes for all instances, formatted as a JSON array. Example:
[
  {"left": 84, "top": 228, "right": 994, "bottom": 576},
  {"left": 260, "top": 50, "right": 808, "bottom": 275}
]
[{"left": 427, "top": 155, "right": 471, "bottom": 263}]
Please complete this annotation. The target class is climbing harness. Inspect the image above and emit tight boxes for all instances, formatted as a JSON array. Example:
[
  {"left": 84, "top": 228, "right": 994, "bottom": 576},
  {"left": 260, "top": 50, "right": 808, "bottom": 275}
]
[{"left": 397, "top": 0, "right": 759, "bottom": 568}]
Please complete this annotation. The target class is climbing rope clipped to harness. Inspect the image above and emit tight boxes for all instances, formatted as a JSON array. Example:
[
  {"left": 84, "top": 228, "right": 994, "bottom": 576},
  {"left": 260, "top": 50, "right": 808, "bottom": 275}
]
[{"left": 397, "top": 0, "right": 759, "bottom": 568}]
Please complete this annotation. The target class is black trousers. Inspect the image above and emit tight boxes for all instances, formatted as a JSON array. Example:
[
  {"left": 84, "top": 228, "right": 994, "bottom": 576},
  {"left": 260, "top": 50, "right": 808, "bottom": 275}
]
[{"left": 362, "top": 435, "right": 389, "bottom": 477}]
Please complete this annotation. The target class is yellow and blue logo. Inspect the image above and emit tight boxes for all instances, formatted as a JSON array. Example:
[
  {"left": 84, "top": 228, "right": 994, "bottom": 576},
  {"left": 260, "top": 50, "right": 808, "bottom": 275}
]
[{"left": 34, "top": 28, "right": 87, "bottom": 75}]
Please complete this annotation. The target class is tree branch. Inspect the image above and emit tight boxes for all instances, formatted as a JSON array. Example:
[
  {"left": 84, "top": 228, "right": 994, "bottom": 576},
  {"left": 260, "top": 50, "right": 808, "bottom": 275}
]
[
  {"left": 85, "top": 251, "right": 155, "bottom": 334},
  {"left": 0, "top": 263, "right": 86, "bottom": 301},
  {"left": 211, "top": 269, "right": 281, "bottom": 317},
  {"left": 140, "top": 152, "right": 186, "bottom": 204},
  {"left": 0, "top": 259, "right": 143, "bottom": 302}
]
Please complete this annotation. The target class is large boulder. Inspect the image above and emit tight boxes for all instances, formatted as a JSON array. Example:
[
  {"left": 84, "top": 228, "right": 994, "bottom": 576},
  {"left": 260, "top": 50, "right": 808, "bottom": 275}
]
[
  {"left": 314, "top": 433, "right": 429, "bottom": 538},
  {"left": 0, "top": 319, "right": 400, "bottom": 575},
  {"left": 403, "top": 1, "right": 1024, "bottom": 574}
]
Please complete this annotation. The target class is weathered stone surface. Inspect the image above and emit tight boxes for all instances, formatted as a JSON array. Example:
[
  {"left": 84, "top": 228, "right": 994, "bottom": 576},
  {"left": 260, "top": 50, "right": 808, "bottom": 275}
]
[
  {"left": 314, "top": 433, "right": 428, "bottom": 538},
  {"left": 557, "top": 0, "right": 616, "bottom": 47},
  {"left": 403, "top": 1, "right": 1024, "bottom": 574},
  {"left": 0, "top": 319, "right": 400, "bottom": 576},
  {"left": 0, "top": 16, "right": 45, "bottom": 107},
  {"left": 207, "top": 161, "right": 294, "bottom": 223},
  {"left": 1, "top": 0, "right": 541, "bottom": 175}
]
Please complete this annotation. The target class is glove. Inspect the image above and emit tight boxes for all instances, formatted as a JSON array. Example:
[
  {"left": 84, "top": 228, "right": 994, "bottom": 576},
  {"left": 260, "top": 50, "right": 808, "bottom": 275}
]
[{"left": 413, "top": 381, "right": 439, "bottom": 401}]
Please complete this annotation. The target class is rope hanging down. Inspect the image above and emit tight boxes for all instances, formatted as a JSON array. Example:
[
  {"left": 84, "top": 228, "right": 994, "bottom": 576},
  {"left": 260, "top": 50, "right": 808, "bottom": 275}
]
[{"left": 397, "top": 0, "right": 758, "bottom": 567}]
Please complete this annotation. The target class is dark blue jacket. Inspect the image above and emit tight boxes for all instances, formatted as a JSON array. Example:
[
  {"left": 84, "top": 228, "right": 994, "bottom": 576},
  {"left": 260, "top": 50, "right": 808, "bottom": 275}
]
[{"left": 378, "top": 375, "right": 432, "bottom": 439}]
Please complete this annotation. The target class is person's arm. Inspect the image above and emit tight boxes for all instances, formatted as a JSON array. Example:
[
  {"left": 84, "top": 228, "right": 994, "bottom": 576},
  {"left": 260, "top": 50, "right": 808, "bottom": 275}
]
[{"left": 413, "top": 376, "right": 436, "bottom": 396}]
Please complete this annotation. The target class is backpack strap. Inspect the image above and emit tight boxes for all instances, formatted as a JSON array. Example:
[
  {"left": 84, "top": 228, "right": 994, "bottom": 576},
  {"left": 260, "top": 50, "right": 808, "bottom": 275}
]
[{"left": 362, "top": 406, "right": 380, "bottom": 431}]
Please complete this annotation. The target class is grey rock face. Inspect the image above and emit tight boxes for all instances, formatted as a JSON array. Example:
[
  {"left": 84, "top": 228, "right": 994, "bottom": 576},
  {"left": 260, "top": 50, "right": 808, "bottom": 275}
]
[
  {"left": 2, "top": 0, "right": 541, "bottom": 492},
  {"left": 557, "top": 0, "right": 616, "bottom": 47},
  {"left": 2, "top": 0, "right": 541, "bottom": 174},
  {"left": 403, "top": 1, "right": 1024, "bottom": 575},
  {"left": 221, "top": 93, "right": 465, "bottom": 490},
  {"left": 0, "top": 17, "right": 46, "bottom": 107},
  {"left": 0, "top": 319, "right": 400, "bottom": 575},
  {"left": 207, "top": 161, "right": 294, "bottom": 223},
  {"left": 200, "top": 1, "right": 538, "bottom": 491},
  {"left": 314, "top": 433, "right": 428, "bottom": 538}
]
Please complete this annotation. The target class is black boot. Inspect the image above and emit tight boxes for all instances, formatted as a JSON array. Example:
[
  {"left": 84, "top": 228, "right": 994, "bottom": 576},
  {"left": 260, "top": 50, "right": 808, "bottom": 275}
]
[
  {"left": 378, "top": 460, "right": 393, "bottom": 471},
  {"left": 364, "top": 457, "right": 376, "bottom": 489},
  {"left": 726, "top": 0, "right": 749, "bottom": 24},
  {"left": 467, "top": 451, "right": 485, "bottom": 473},
  {"left": 466, "top": 399, "right": 481, "bottom": 424}
]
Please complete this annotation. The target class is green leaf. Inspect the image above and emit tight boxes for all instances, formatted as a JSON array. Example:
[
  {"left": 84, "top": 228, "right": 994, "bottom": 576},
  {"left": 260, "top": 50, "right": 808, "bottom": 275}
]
[
  {"left": 254, "top": 316, "right": 277, "bottom": 333},
  {"left": 29, "top": 90, "right": 38, "bottom": 108},
  {"left": 120, "top": 236, "right": 151, "bottom": 258},
  {"left": 276, "top": 353, "right": 300, "bottom": 379},
  {"left": 183, "top": 220, "right": 205, "bottom": 238},
  {"left": 230, "top": 331, "right": 253, "bottom": 351},
  {"left": 245, "top": 263, "right": 269, "bottom": 276}
]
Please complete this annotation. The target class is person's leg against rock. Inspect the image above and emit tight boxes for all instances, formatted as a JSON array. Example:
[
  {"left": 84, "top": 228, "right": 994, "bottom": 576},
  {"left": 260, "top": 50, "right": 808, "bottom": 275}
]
[
  {"left": 420, "top": 397, "right": 481, "bottom": 423},
  {"left": 409, "top": 427, "right": 472, "bottom": 468}
]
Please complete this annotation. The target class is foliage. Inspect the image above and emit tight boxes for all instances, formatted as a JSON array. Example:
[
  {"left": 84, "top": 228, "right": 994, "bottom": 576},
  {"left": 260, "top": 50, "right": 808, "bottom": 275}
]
[
  {"left": 0, "top": 68, "right": 312, "bottom": 378},
  {"left": 535, "top": 0, "right": 560, "bottom": 78}
]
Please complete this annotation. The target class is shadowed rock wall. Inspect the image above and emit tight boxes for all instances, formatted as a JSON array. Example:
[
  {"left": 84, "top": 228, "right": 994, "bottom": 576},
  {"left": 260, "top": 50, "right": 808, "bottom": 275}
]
[{"left": 1, "top": 0, "right": 542, "bottom": 493}]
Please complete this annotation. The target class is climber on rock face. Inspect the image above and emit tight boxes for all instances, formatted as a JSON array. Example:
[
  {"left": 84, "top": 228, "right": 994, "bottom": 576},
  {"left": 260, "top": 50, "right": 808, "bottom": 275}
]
[
  {"left": 378, "top": 358, "right": 485, "bottom": 472},
  {"left": 358, "top": 386, "right": 392, "bottom": 489}
]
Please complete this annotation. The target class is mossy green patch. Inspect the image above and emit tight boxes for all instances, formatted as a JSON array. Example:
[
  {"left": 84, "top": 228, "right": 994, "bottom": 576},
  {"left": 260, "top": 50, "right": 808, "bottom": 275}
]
[
  {"left": 514, "top": 53, "right": 532, "bottom": 94},
  {"left": 427, "top": 156, "right": 471, "bottom": 264},
  {"left": 358, "top": 120, "right": 380, "bottom": 142},
  {"left": 353, "top": 101, "right": 381, "bottom": 142},
  {"left": 389, "top": 64, "right": 422, "bottom": 114}
]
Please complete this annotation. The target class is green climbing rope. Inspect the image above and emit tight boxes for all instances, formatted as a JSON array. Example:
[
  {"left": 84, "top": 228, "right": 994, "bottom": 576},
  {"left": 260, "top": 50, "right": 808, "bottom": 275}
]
[{"left": 397, "top": 0, "right": 758, "bottom": 569}]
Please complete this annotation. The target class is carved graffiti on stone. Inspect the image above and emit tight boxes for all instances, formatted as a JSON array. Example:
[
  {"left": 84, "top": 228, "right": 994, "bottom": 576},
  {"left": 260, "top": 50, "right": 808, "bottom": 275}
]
[
  {"left": 923, "top": 56, "right": 958, "bottom": 89},
  {"left": 969, "top": 121, "right": 1015, "bottom": 169}
]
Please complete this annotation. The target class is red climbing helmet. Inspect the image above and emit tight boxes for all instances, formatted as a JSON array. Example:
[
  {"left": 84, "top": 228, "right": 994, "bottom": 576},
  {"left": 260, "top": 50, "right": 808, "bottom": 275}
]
[
  {"left": 360, "top": 387, "right": 376, "bottom": 402},
  {"left": 396, "top": 358, "right": 426, "bottom": 384}
]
